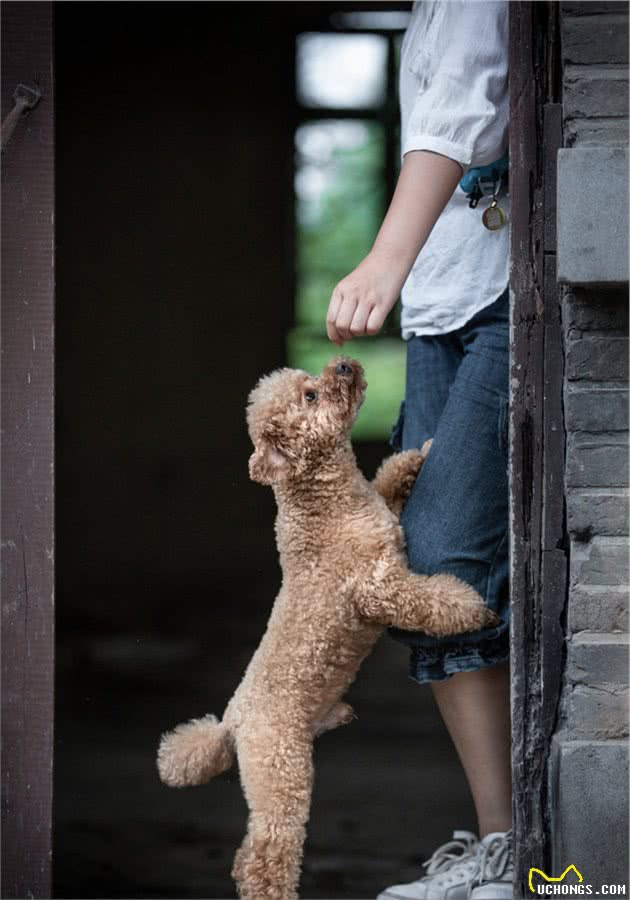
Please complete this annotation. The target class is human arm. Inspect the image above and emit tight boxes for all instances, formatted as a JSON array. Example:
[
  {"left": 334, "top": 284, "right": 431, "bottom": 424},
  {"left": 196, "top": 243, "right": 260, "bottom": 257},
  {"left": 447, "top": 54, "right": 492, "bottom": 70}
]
[
  {"left": 325, "top": 150, "right": 462, "bottom": 345},
  {"left": 326, "top": 0, "right": 509, "bottom": 346}
]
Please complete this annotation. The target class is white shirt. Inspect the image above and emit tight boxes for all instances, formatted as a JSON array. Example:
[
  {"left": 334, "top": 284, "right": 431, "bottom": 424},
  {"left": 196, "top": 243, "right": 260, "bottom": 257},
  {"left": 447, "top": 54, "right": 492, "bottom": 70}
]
[{"left": 399, "top": 0, "right": 510, "bottom": 337}]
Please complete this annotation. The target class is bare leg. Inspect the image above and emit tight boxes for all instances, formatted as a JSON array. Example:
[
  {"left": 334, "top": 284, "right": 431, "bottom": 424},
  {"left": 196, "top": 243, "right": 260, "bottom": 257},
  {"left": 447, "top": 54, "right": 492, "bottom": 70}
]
[
  {"left": 431, "top": 662, "right": 512, "bottom": 837},
  {"left": 232, "top": 721, "right": 313, "bottom": 900}
]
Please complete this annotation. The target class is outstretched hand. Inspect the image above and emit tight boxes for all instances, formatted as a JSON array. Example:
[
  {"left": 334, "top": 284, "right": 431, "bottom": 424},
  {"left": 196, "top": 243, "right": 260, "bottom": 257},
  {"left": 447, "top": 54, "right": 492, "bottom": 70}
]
[
  {"left": 325, "top": 253, "right": 403, "bottom": 346},
  {"left": 324, "top": 149, "right": 463, "bottom": 346}
]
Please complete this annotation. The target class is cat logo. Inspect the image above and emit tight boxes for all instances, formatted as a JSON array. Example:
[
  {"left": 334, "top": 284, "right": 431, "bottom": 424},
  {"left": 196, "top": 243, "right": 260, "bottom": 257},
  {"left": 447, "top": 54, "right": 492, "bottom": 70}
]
[{"left": 528, "top": 865, "right": 584, "bottom": 893}]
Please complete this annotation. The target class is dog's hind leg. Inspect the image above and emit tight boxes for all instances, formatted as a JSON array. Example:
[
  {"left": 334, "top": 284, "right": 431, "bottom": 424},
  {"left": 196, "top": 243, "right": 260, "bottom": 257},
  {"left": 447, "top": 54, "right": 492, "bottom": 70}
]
[
  {"left": 232, "top": 720, "right": 313, "bottom": 900},
  {"left": 313, "top": 701, "right": 355, "bottom": 737}
]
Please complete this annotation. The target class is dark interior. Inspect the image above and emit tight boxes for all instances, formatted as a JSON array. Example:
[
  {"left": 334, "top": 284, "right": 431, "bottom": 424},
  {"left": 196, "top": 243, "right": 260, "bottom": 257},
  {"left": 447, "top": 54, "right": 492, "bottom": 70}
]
[{"left": 53, "top": 3, "right": 476, "bottom": 896}]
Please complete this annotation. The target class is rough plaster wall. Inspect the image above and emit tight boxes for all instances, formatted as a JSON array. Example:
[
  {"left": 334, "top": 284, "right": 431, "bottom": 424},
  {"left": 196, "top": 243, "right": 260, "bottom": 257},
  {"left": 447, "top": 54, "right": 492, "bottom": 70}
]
[{"left": 553, "top": 2, "right": 629, "bottom": 887}]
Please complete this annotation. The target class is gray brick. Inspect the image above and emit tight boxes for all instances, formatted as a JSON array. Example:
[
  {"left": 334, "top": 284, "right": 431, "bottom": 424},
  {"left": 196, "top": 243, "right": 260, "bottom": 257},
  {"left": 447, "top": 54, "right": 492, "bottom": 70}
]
[
  {"left": 567, "top": 489, "right": 629, "bottom": 538},
  {"left": 566, "top": 433, "right": 629, "bottom": 487},
  {"left": 566, "top": 632, "right": 629, "bottom": 683},
  {"left": 565, "top": 385, "right": 629, "bottom": 432},
  {"left": 565, "top": 116, "right": 630, "bottom": 147},
  {"left": 566, "top": 337, "right": 629, "bottom": 381},
  {"left": 563, "top": 683, "right": 629, "bottom": 738},
  {"left": 571, "top": 536, "right": 629, "bottom": 585},
  {"left": 564, "top": 65, "right": 629, "bottom": 118},
  {"left": 569, "top": 584, "right": 629, "bottom": 632},
  {"left": 557, "top": 148, "right": 629, "bottom": 285},
  {"left": 562, "top": 14, "right": 629, "bottom": 65},
  {"left": 563, "top": 634, "right": 629, "bottom": 738},
  {"left": 551, "top": 738, "right": 629, "bottom": 887},
  {"left": 564, "top": 286, "right": 630, "bottom": 336}
]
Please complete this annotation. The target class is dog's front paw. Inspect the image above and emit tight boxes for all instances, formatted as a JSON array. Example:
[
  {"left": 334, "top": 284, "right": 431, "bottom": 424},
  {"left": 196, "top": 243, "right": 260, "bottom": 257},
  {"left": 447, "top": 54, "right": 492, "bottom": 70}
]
[
  {"left": 450, "top": 583, "right": 501, "bottom": 634},
  {"left": 482, "top": 606, "right": 501, "bottom": 628},
  {"left": 426, "top": 574, "right": 501, "bottom": 636},
  {"left": 466, "top": 600, "right": 501, "bottom": 632},
  {"left": 460, "top": 594, "right": 501, "bottom": 633}
]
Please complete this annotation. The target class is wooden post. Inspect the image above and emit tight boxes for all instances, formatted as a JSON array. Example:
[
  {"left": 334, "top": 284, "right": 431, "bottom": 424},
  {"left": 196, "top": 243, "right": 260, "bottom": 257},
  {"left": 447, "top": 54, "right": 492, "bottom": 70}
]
[
  {"left": 1, "top": 4, "right": 55, "bottom": 897},
  {"left": 509, "top": 2, "right": 567, "bottom": 894}
]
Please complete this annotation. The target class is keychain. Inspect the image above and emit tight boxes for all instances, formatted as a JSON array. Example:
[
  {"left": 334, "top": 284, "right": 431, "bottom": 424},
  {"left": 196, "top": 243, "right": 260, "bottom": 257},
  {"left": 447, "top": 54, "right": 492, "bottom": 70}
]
[
  {"left": 482, "top": 193, "right": 507, "bottom": 231},
  {"left": 461, "top": 157, "right": 508, "bottom": 231},
  {"left": 465, "top": 173, "right": 507, "bottom": 231}
]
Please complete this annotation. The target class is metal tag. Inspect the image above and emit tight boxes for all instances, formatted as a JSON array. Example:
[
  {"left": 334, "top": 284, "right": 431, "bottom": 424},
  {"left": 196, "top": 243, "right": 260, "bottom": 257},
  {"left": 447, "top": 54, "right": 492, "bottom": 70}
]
[{"left": 482, "top": 199, "right": 507, "bottom": 231}]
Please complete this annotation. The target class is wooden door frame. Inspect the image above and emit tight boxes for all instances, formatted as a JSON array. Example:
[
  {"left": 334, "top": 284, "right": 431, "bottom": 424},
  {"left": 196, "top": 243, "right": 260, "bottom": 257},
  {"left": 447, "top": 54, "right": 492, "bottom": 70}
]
[
  {"left": 1, "top": 4, "right": 55, "bottom": 898},
  {"left": 0, "top": 3, "right": 568, "bottom": 897},
  {"left": 509, "top": 2, "right": 567, "bottom": 894}
]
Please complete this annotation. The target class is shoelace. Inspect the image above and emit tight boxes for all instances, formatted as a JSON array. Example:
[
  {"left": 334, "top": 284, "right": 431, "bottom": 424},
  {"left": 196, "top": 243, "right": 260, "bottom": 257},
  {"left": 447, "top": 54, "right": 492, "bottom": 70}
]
[
  {"left": 422, "top": 835, "right": 478, "bottom": 877},
  {"left": 467, "top": 831, "right": 513, "bottom": 899}
]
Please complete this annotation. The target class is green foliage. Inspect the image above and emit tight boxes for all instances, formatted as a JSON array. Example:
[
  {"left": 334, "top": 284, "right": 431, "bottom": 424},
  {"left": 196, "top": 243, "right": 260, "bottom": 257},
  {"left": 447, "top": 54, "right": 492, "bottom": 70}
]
[
  {"left": 296, "top": 122, "right": 385, "bottom": 328},
  {"left": 291, "top": 120, "right": 405, "bottom": 439}
]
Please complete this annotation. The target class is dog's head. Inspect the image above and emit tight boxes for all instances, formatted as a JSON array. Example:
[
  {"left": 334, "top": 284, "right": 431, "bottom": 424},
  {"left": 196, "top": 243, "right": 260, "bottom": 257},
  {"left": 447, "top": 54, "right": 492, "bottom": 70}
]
[{"left": 246, "top": 357, "right": 366, "bottom": 485}]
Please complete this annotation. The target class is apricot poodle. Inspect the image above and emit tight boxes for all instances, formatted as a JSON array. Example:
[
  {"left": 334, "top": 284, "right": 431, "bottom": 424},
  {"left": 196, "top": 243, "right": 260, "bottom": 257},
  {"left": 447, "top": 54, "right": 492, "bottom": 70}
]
[{"left": 157, "top": 357, "right": 497, "bottom": 900}]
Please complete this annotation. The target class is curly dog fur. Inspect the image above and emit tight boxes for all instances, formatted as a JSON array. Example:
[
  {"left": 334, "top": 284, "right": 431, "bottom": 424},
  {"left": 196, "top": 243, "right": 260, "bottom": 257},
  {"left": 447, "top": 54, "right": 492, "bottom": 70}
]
[{"left": 157, "top": 357, "right": 497, "bottom": 900}]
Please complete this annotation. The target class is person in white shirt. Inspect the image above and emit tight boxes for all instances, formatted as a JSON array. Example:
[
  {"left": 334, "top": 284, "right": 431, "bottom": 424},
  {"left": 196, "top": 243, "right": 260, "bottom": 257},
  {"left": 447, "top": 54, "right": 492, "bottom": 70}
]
[{"left": 326, "top": 3, "right": 513, "bottom": 899}]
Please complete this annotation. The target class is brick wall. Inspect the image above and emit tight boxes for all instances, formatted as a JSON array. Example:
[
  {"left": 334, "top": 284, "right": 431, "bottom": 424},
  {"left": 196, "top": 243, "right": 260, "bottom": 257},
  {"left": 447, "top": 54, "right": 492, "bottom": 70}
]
[{"left": 551, "top": 2, "right": 629, "bottom": 887}]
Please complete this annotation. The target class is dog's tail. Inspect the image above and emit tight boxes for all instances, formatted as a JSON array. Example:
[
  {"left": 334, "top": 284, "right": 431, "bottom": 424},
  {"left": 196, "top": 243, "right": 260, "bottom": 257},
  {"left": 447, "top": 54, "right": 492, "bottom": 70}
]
[{"left": 157, "top": 714, "right": 235, "bottom": 787}]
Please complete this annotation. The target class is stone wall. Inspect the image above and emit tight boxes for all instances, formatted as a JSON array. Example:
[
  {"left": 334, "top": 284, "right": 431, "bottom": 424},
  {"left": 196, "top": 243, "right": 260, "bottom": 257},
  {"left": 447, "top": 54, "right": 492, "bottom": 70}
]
[{"left": 551, "top": 1, "right": 629, "bottom": 888}]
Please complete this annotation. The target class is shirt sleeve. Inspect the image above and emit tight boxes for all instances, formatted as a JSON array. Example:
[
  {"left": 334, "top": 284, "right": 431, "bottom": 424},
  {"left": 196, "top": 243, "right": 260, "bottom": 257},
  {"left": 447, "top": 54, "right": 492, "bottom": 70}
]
[{"left": 402, "top": 0, "right": 509, "bottom": 174}]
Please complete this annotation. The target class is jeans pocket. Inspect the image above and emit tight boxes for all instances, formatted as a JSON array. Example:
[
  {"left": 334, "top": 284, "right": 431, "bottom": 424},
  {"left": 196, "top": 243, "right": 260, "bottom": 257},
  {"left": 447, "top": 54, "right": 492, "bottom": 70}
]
[
  {"left": 497, "top": 396, "right": 509, "bottom": 461},
  {"left": 389, "top": 401, "right": 406, "bottom": 452}
]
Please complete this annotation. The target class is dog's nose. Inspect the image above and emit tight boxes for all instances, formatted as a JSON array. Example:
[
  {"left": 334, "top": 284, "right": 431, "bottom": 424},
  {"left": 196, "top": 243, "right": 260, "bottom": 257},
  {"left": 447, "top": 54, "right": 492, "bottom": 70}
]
[{"left": 335, "top": 362, "right": 353, "bottom": 376}]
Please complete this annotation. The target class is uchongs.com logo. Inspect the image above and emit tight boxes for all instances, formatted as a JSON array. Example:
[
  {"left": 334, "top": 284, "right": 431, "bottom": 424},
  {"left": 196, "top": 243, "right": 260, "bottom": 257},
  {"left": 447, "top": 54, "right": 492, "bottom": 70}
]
[{"left": 528, "top": 866, "right": 628, "bottom": 895}]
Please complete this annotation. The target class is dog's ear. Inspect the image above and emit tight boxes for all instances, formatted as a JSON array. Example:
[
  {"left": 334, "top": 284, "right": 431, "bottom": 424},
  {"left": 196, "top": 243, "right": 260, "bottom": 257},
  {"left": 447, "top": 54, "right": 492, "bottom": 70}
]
[{"left": 248, "top": 443, "right": 288, "bottom": 485}]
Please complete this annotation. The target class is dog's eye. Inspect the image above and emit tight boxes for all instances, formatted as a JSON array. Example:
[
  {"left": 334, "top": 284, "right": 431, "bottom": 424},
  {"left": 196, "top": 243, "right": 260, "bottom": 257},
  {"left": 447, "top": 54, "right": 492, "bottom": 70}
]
[{"left": 304, "top": 390, "right": 318, "bottom": 403}]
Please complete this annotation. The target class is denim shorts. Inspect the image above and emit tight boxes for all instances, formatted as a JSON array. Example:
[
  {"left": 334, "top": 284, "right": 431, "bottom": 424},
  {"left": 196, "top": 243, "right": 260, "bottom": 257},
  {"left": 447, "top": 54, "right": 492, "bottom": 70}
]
[{"left": 389, "top": 288, "right": 510, "bottom": 683}]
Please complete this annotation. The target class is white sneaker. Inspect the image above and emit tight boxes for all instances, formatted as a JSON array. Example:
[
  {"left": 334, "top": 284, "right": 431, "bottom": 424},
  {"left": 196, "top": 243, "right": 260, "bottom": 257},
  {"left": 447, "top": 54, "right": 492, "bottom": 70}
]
[
  {"left": 468, "top": 830, "right": 514, "bottom": 900},
  {"left": 377, "top": 831, "right": 480, "bottom": 900}
]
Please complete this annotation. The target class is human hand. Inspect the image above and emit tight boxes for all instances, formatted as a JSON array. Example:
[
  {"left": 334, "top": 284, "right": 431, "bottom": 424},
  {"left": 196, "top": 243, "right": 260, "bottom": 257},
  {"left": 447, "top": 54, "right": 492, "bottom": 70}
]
[{"left": 325, "top": 253, "right": 403, "bottom": 346}]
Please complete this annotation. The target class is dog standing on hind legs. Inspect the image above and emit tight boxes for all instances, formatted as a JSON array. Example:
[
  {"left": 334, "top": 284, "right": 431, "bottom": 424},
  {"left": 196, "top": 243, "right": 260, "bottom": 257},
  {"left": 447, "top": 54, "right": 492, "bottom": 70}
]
[{"left": 157, "top": 357, "right": 498, "bottom": 900}]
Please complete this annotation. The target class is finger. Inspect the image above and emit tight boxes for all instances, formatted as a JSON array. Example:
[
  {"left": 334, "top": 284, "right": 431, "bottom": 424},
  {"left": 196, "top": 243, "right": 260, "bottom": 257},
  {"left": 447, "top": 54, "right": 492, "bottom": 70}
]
[
  {"left": 349, "top": 301, "right": 372, "bottom": 337},
  {"left": 366, "top": 304, "right": 387, "bottom": 336},
  {"left": 326, "top": 289, "right": 345, "bottom": 345},
  {"left": 328, "top": 321, "right": 344, "bottom": 346},
  {"left": 335, "top": 296, "right": 358, "bottom": 342}
]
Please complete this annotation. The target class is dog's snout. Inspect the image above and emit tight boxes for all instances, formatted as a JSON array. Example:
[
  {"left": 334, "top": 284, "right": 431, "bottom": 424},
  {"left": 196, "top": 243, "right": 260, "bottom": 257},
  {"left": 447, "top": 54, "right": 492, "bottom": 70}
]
[{"left": 335, "top": 362, "right": 353, "bottom": 377}]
